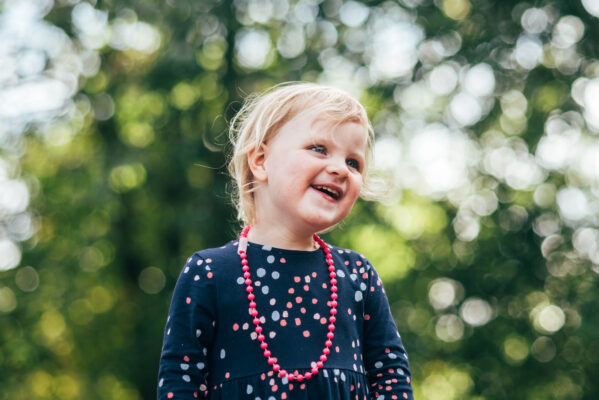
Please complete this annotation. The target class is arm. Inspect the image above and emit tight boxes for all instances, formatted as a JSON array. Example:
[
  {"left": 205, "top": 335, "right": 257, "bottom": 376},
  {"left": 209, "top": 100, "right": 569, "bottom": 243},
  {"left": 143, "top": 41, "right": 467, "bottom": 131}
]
[
  {"left": 157, "top": 253, "right": 216, "bottom": 399},
  {"left": 362, "top": 261, "right": 414, "bottom": 400}
]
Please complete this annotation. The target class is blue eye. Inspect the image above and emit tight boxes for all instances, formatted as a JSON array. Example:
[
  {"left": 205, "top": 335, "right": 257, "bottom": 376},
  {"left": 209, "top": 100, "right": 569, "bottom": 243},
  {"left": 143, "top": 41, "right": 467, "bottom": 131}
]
[
  {"left": 310, "top": 145, "right": 326, "bottom": 154},
  {"left": 346, "top": 158, "right": 360, "bottom": 170}
]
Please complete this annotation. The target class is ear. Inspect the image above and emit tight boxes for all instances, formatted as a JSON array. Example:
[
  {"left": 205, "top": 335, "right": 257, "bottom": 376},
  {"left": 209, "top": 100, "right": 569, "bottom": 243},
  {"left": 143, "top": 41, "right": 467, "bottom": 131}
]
[{"left": 248, "top": 144, "right": 268, "bottom": 182}]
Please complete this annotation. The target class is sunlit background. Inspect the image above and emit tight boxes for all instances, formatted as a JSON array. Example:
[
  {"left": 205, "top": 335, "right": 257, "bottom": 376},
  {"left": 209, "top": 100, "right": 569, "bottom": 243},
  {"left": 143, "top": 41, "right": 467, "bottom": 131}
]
[{"left": 1, "top": 0, "right": 599, "bottom": 398}]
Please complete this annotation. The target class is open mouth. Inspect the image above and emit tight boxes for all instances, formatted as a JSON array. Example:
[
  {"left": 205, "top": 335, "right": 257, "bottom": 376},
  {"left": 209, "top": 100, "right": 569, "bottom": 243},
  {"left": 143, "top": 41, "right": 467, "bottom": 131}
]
[{"left": 311, "top": 185, "right": 341, "bottom": 200}]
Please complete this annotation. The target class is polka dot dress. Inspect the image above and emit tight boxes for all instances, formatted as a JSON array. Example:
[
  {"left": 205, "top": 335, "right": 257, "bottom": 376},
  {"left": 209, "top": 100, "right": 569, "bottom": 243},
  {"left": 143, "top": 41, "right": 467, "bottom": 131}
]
[{"left": 158, "top": 241, "right": 413, "bottom": 400}]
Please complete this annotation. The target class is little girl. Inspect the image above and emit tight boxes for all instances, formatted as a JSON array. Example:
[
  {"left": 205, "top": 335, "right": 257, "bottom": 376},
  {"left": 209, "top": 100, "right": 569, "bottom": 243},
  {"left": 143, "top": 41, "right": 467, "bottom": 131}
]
[{"left": 157, "top": 82, "right": 413, "bottom": 400}]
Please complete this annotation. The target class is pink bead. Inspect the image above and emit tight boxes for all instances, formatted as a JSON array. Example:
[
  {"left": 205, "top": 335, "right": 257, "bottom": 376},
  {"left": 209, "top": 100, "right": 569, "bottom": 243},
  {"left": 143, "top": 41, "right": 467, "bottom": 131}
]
[
  {"left": 273, "top": 364, "right": 280, "bottom": 372},
  {"left": 330, "top": 278, "right": 337, "bottom": 286},
  {"left": 261, "top": 342, "right": 268, "bottom": 350},
  {"left": 328, "top": 324, "right": 335, "bottom": 331},
  {"left": 287, "top": 374, "right": 295, "bottom": 381},
  {"left": 304, "top": 372, "right": 312, "bottom": 380},
  {"left": 253, "top": 318, "right": 260, "bottom": 325},
  {"left": 244, "top": 272, "right": 251, "bottom": 278},
  {"left": 330, "top": 286, "right": 338, "bottom": 292},
  {"left": 326, "top": 253, "right": 332, "bottom": 259},
  {"left": 242, "top": 259, "right": 248, "bottom": 265},
  {"left": 325, "top": 340, "right": 332, "bottom": 347},
  {"left": 328, "top": 265, "right": 335, "bottom": 271},
  {"left": 331, "top": 293, "right": 338, "bottom": 300},
  {"left": 330, "top": 300, "right": 337, "bottom": 307},
  {"left": 242, "top": 266, "right": 250, "bottom": 272},
  {"left": 267, "top": 358, "right": 275, "bottom": 365},
  {"left": 323, "top": 347, "right": 331, "bottom": 354},
  {"left": 329, "top": 316, "right": 336, "bottom": 323},
  {"left": 246, "top": 286, "right": 253, "bottom": 293},
  {"left": 248, "top": 293, "right": 255, "bottom": 301},
  {"left": 327, "top": 260, "right": 334, "bottom": 265},
  {"left": 279, "top": 370, "right": 287, "bottom": 378},
  {"left": 251, "top": 309, "right": 258, "bottom": 317},
  {"left": 296, "top": 374, "right": 304, "bottom": 382},
  {"left": 245, "top": 279, "right": 252, "bottom": 285},
  {"left": 255, "top": 326, "right": 262, "bottom": 333},
  {"left": 263, "top": 350, "right": 271, "bottom": 357},
  {"left": 320, "top": 355, "right": 327, "bottom": 362},
  {"left": 258, "top": 334, "right": 265, "bottom": 341},
  {"left": 240, "top": 253, "right": 247, "bottom": 259},
  {"left": 249, "top": 301, "right": 256, "bottom": 308},
  {"left": 316, "top": 361, "right": 323, "bottom": 368},
  {"left": 330, "top": 308, "right": 337, "bottom": 315},
  {"left": 311, "top": 367, "right": 319, "bottom": 375}
]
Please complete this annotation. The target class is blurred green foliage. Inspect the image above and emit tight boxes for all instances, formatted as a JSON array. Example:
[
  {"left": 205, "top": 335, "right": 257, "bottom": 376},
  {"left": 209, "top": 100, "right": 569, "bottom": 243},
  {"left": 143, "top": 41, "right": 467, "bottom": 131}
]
[{"left": 1, "top": 0, "right": 599, "bottom": 399}]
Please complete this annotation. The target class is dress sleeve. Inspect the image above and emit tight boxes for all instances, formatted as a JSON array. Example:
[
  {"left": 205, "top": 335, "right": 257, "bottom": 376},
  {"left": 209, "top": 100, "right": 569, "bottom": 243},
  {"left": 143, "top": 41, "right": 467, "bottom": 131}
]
[
  {"left": 157, "top": 253, "right": 216, "bottom": 399},
  {"left": 362, "top": 259, "right": 414, "bottom": 400}
]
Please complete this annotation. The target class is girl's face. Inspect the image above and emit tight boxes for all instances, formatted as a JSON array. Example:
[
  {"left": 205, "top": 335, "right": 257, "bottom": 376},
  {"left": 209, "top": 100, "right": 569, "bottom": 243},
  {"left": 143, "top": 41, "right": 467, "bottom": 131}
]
[{"left": 251, "top": 108, "right": 368, "bottom": 236}]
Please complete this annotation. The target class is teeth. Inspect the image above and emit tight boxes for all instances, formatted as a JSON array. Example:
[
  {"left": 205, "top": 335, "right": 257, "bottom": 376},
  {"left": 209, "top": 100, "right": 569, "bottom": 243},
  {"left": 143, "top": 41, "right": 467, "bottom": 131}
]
[{"left": 314, "top": 185, "right": 339, "bottom": 198}]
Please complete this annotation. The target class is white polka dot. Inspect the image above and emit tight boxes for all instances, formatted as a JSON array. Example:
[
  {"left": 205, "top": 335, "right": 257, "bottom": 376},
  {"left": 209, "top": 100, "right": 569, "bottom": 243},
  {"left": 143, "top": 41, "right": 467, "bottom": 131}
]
[
  {"left": 314, "top": 313, "right": 320, "bottom": 320},
  {"left": 397, "top": 368, "right": 405, "bottom": 375},
  {"left": 184, "top": 266, "right": 189, "bottom": 273},
  {"left": 337, "top": 269, "right": 346, "bottom": 278},
  {"left": 350, "top": 274, "right": 357, "bottom": 281},
  {"left": 389, "top": 353, "right": 397, "bottom": 359},
  {"left": 203, "top": 348, "right": 208, "bottom": 356},
  {"left": 374, "top": 361, "right": 383, "bottom": 368},
  {"left": 257, "top": 268, "right": 266, "bottom": 277},
  {"left": 272, "top": 310, "right": 280, "bottom": 321},
  {"left": 180, "top": 363, "right": 189, "bottom": 370},
  {"left": 269, "top": 331, "right": 276, "bottom": 339},
  {"left": 247, "top": 384, "right": 253, "bottom": 394},
  {"left": 271, "top": 271, "right": 280, "bottom": 279},
  {"left": 323, "top": 370, "right": 329, "bottom": 377},
  {"left": 159, "top": 378, "right": 164, "bottom": 387},
  {"left": 355, "top": 291, "right": 363, "bottom": 302},
  {"left": 376, "top": 396, "right": 385, "bottom": 400},
  {"left": 197, "top": 259, "right": 203, "bottom": 265},
  {"left": 167, "top": 328, "right": 171, "bottom": 335},
  {"left": 194, "top": 275, "right": 200, "bottom": 281},
  {"left": 305, "top": 275, "right": 311, "bottom": 283},
  {"left": 237, "top": 277, "right": 244, "bottom": 285},
  {"left": 353, "top": 364, "right": 357, "bottom": 371},
  {"left": 282, "top": 310, "right": 288, "bottom": 318},
  {"left": 341, "top": 372, "right": 346, "bottom": 381},
  {"left": 262, "top": 245, "right": 272, "bottom": 251},
  {"left": 333, "top": 369, "right": 340, "bottom": 375},
  {"left": 183, "top": 374, "right": 190, "bottom": 382},
  {"left": 267, "top": 255, "right": 275, "bottom": 264},
  {"left": 360, "top": 282, "right": 367, "bottom": 291},
  {"left": 251, "top": 331, "right": 257, "bottom": 340},
  {"left": 262, "top": 285, "right": 269, "bottom": 295},
  {"left": 220, "top": 349, "right": 226, "bottom": 359},
  {"left": 197, "top": 362, "right": 205, "bottom": 369},
  {"left": 196, "top": 329, "right": 201, "bottom": 337},
  {"left": 269, "top": 298, "right": 276, "bottom": 305},
  {"left": 268, "top": 397, "right": 276, "bottom": 400}
]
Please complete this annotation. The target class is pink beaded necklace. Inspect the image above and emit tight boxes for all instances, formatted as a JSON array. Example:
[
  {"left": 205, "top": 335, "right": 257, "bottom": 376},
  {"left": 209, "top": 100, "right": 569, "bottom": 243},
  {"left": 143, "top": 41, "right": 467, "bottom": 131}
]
[{"left": 238, "top": 226, "right": 338, "bottom": 382}]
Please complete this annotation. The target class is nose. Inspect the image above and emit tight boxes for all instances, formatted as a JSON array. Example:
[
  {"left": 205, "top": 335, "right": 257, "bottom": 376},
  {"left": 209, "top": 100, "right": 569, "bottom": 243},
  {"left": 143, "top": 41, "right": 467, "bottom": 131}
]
[{"left": 326, "top": 157, "right": 349, "bottom": 178}]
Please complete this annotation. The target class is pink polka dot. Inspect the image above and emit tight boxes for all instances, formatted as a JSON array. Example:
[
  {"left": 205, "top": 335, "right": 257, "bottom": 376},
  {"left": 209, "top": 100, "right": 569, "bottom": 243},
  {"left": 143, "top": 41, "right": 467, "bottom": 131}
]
[
  {"left": 280, "top": 320, "right": 287, "bottom": 326},
  {"left": 280, "top": 258, "right": 286, "bottom": 263},
  {"left": 295, "top": 318, "right": 301, "bottom": 326},
  {"left": 312, "top": 298, "right": 318, "bottom": 304},
  {"left": 286, "top": 301, "right": 293, "bottom": 308},
  {"left": 364, "top": 314, "right": 371, "bottom": 320},
  {"left": 303, "top": 330, "right": 310, "bottom": 337},
  {"left": 385, "top": 348, "right": 390, "bottom": 353},
  {"left": 184, "top": 355, "right": 190, "bottom": 362},
  {"left": 233, "top": 323, "right": 239, "bottom": 331},
  {"left": 207, "top": 272, "right": 213, "bottom": 279},
  {"left": 167, "top": 392, "right": 174, "bottom": 398},
  {"left": 312, "top": 272, "right": 317, "bottom": 277},
  {"left": 272, "top": 385, "right": 278, "bottom": 392},
  {"left": 225, "top": 372, "right": 230, "bottom": 378},
  {"left": 403, "top": 393, "right": 408, "bottom": 399},
  {"left": 295, "top": 296, "right": 302, "bottom": 303},
  {"left": 282, "top": 393, "right": 287, "bottom": 399},
  {"left": 356, "top": 261, "right": 362, "bottom": 266},
  {"left": 304, "top": 285, "right": 309, "bottom": 291},
  {"left": 345, "top": 261, "right": 349, "bottom": 265},
  {"left": 294, "top": 276, "right": 301, "bottom": 283},
  {"left": 320, "top": 317, "right": 327, "bottom": 324},
  {"left": 300, "top": 307, "right": 306, "bottom": 314},
  {"left": 206, "top": 258, "right": 212, "bottom": 263},
  {"left": 322, "top": 283, "right": 327, "bottom": 289},
  {"left": 186, "top": 297, "right": 191, "bottom": 304},
  {"left": 288, "top": 288, "right": 295, "bottom": 294}
]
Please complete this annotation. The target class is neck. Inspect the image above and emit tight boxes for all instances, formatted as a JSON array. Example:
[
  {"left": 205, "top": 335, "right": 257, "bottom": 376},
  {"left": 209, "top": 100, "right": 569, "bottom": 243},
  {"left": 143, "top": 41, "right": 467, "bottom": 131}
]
[{"left": 245, "top": 223, "right": 318, "bottom": 251}]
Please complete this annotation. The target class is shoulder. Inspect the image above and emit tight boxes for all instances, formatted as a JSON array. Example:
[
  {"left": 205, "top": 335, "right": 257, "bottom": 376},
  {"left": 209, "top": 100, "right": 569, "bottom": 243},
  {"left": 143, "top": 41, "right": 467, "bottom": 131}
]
[
  {"left": 180, "top": 240, "right": 240, "bottom": 282},
  {"left": 327, "top": 244, "right": 373, "bottom": 269}
]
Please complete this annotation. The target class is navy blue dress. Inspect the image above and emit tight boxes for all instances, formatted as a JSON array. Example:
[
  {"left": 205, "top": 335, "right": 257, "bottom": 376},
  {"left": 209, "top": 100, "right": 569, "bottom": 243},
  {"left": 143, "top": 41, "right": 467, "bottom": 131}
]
[{"left": 157, "top": 240, "right": 413, "bottom": 400}]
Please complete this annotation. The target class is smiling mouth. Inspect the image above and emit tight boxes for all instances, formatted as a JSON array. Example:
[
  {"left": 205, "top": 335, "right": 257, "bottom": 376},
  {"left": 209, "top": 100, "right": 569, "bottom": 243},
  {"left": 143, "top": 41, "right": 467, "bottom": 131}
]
[{"left": 311, "top": 185, "right": 341, "bottom": 200}]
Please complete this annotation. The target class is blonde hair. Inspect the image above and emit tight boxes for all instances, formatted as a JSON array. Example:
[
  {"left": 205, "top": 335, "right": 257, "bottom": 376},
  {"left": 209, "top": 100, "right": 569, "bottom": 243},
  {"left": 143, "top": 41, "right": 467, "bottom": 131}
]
[{"left": 228, "top": 82, "right": 376, "bottom": 225}]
